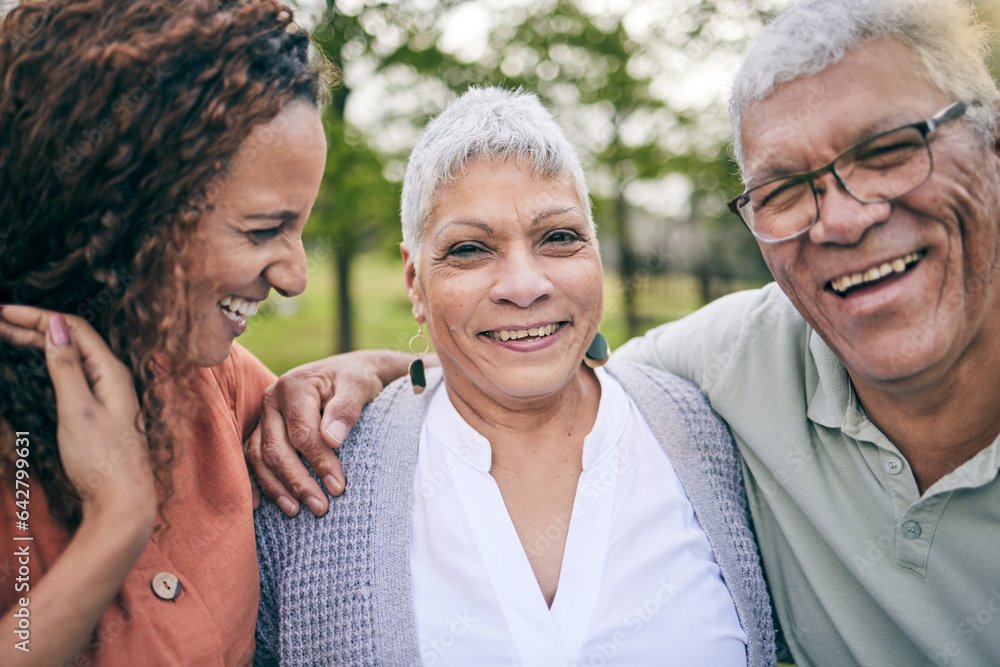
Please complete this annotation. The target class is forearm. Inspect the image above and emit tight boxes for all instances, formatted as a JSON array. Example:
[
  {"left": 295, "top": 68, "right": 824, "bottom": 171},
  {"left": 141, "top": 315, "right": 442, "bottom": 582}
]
[
  {"left": 0, "top": 505, "right": 153, "bottom": 665},
  {"left": 371, "top": 349, "right": 440, "bottom": 387}
]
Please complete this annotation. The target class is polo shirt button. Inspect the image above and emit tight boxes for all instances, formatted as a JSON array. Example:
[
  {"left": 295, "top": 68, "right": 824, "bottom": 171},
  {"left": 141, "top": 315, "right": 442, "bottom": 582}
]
[
  {"left": 884, "top": 457, "right": 903, "bottom": 475},
  {"left": 902, "top": 520, "right": 922, "bottom": 539},
  {"left": 151, "top": 572, "right": 182, "bottom": 600}
]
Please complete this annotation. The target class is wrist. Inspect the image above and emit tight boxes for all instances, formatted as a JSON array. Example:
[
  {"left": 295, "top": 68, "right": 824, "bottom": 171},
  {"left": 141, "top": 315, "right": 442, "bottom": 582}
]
[
  {"left": 373, "top": 350, "right": 415, "bottom": 388},
  {"left": 82, "top": 483, "right": 157, "bottom": 544}
]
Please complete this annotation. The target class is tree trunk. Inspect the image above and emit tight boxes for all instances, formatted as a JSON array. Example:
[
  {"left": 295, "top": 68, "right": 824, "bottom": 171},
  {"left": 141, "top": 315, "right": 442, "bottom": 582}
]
[
  {"left": 334, "top": 250, "right": 353, "bottom": 353},
  {"left": 614, "top": 182, "right": 639, "bottom": 338}
]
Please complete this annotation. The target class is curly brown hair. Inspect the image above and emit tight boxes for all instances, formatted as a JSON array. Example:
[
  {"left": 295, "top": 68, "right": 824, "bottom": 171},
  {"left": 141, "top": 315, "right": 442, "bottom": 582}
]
[{"left": 0, "top": 0, "right": 333, "bottom": 528}]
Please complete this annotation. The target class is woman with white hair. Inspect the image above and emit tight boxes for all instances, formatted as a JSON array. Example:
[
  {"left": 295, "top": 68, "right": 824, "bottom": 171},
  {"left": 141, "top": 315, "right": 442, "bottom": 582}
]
[{"left": 253, "top": 87, "right": 774, "bottom": 666}]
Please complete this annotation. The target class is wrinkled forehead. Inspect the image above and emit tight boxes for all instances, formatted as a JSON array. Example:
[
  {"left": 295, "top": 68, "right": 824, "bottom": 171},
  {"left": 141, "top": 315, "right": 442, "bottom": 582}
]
[
  {"left": 740, "top": 38, "right": 946, "bottom": 184},
  {"left": 425, "top": 156, "right": 586, "bottom": 224}
]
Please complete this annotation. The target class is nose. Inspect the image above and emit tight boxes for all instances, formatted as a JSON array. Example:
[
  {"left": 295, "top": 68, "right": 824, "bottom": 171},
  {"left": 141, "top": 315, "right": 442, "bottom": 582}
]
[
  {"left": 264, "top": 237, "right": 308, "bottom": 298},
  {"left": 807, "top": 171, "right": 891, "bottom": 245},
  {"left": 489, "top": 244, "right": 554, "bottom": 308}
]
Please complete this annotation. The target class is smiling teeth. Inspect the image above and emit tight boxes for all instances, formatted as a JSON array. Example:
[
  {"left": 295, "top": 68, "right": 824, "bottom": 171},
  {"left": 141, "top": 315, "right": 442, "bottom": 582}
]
[
  {"left": 486, "top": 324, "right": 558, "bottom": 341},
  {"left": 830, "top": 252, "right": 924, "bottom": 294},
  {"left": 219, "top": 296, "right": 259, "bottom": 322}
]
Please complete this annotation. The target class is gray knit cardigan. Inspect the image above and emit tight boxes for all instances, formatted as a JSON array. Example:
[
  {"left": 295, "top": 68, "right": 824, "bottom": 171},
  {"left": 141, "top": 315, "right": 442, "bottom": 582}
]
[{"left": 255, "top": 361, "right": 775, "bottom": 666}]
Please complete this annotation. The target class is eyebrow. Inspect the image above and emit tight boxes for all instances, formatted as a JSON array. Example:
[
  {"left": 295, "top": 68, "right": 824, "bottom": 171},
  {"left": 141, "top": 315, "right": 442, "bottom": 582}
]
[
  {"left": 434, "top": 206, "right": 584, "bottom": 238},
  {"left": 748, "top": 113, "right": 921, "bottom": 187},
  {"left": 534, "top": 206, "right": 582, "bottom": 224},
  {"left": 434, "top": 219, "right": 493, "bottom": 240}
]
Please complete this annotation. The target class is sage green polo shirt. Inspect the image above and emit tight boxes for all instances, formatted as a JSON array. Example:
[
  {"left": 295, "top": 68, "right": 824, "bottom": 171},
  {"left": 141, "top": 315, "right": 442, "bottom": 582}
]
[{"left": 617, "top": 282, "right": 1000, "bottom": 667}]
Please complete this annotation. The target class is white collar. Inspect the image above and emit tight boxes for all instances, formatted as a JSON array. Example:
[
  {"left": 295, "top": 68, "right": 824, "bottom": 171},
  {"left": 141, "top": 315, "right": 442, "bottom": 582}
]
[{"left": 424, "top": 367, "right": 627, "bottom": 472}]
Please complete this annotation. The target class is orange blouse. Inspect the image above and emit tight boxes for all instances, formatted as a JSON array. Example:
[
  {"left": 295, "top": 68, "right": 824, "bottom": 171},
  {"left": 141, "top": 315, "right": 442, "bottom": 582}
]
[{"left": 0, "top": 343, "right": 275, "bottom": 666}]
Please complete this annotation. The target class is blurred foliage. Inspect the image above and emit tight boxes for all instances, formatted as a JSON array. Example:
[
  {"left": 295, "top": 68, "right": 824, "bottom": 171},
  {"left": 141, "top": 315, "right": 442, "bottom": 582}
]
[
  {"left": 307, "top": 110, "right": 400, "bottom": 352},
  {"left": 302, "top": 0, "right": 784, "bottom": 349},
  {"left": 976, "top": 0, "right": 1000, "bottom": 82},
  {"left": 296, "top": 0, "right": 1000, "bottom": 352}
]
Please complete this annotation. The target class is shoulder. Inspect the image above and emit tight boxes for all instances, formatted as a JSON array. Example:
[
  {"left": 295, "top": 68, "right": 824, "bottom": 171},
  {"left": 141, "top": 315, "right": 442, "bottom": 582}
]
[
  {"left": 349, "top": 368, "right": 443, "bottom": 443},
  {"left": 196, "top": 343, "right": 276, "bottom": 441},
  {"left": 604, "top": 359, "right": 741, "bottom": 514},
  {"left": 256, "top": 369, "right": 444, "bottom": 543},
  {"left": 605, "top": 359, "right": 710, "bottom": 406},
  {"left": 614, "top": 283, "right": 807, "bottom": 394},
  {"left": 604, "top": 360, "right": 732, "bottom": 450},
  {"left": 207, "top": 343, "right": 276, "bottom": 397}
]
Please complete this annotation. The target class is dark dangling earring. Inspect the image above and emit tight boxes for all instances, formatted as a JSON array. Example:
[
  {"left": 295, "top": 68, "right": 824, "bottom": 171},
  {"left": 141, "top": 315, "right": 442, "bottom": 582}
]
[
  {"left": 409, "top": 322, "right": 430, "bottom": 394},
  {"left": 583, "top": 332, "right": 610, "bottom": 368}
]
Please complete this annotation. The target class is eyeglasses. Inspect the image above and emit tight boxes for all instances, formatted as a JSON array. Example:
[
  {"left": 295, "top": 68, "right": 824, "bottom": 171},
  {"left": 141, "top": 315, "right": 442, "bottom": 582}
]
[{"left": 728, "top": 101, "right": 968, "bottom": 243}]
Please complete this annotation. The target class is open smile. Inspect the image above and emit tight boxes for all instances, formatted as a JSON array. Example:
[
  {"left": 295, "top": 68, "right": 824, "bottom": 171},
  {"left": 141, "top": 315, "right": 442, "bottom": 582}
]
[
  {"left": 481, "top": 322, "right": 566, "bottom": 341},
  {"left": 218, "top": 295, "right": 260, "bottom": 325},
  {"left": 828, "top": 251, "right": 925, "bottom": 296}
]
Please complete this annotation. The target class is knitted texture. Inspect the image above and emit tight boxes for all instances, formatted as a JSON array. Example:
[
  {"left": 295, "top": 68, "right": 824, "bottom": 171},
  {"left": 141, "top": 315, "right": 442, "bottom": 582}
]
[{"left": 255, "top": 361, "right": 775, "bottom": 666}]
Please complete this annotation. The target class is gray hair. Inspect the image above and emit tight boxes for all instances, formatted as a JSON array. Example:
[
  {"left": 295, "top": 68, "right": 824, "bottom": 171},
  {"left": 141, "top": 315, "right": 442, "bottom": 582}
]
[
  {"left": 401, "top": 86, "right": 593, "bottom": 253},
  {"left": 730, "top": 0, "right": 1000, "bottom": 172}
]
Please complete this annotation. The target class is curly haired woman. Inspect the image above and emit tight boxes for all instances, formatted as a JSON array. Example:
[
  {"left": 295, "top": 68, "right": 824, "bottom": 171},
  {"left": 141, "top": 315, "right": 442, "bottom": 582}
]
[{"left": 0, "top": 0, "right": 329, "bottom": 663}]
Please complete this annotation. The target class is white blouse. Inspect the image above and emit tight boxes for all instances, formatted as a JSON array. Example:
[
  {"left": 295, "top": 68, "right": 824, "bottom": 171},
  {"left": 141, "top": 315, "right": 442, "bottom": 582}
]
[{"left": 410, "top": 368, "right": 747, "bottom": 666}]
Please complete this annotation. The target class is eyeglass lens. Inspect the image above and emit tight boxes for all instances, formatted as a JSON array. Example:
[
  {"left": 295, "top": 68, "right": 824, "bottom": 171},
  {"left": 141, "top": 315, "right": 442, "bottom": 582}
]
[{"left": 740, "top": 125, "right": 931, "bottom": 241}]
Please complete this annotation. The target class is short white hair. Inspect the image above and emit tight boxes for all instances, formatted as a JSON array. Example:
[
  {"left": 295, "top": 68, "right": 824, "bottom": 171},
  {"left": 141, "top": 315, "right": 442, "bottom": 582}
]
[
  {"left": 730, "top": 0, "right": 1000, "bottom": 172},
  {"left": 400, "top": 86, "right": 593, "bottom": 252}
]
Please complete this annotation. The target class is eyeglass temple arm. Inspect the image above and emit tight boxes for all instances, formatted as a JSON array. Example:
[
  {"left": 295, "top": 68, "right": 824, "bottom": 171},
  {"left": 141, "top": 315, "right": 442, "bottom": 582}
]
[{"left": 927, "top": 101, "right": 967, "bottom": 132}]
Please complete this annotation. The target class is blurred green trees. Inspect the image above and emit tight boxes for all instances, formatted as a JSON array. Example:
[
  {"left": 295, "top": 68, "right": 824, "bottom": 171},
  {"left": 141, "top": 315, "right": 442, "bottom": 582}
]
[{"left": 301, "top": 0, "right": 1000, "bottom": 351}]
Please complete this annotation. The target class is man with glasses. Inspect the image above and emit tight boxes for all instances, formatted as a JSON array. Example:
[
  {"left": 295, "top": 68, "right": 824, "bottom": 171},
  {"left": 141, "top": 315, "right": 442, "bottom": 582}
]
[
  {"left": 250, "top": 0, "right": 1000, "bottom": 663},
  {"left": 618, "top": 0, "right": 1000, "bottom": 663}
]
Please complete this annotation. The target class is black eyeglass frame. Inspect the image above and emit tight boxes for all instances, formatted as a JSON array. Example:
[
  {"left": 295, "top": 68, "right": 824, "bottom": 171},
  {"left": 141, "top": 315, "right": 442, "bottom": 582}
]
[{"left": 728, "top": 101, "right": 969, "bottom": 243}]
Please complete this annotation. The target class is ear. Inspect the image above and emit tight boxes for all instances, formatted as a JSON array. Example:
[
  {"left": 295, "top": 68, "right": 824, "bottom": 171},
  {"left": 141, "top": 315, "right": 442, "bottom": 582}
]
[{"left": 400, "top": 243, "right": 426, "bottom": 323}]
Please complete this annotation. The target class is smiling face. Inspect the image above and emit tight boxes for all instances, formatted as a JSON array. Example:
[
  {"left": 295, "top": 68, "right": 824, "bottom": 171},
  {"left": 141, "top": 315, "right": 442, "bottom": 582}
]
[
  {"left": 184, "top": 100, "right": 327, "bottom": 367},
  {"left": 741, "top": 37, "right": 1000, "bottom": 390},
  {"left": 404, "top": 157, "right": 603, "bottom": 406}
]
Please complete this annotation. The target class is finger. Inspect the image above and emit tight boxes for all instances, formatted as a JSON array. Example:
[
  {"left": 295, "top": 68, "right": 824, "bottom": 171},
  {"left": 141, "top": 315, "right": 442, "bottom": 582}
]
[
  {"left": 272, "top": 382, "right": 346, "bottom": 497},
  {"left": 0, "top": 308, "right": 46, "bottom": 349},
  {"left": 60, "top": 316, "right": 133, "bottom": 409},
  {"left": 258, "top": 389, "right": 330, "bottom": 515},
  {"left": 45, "top": 314, "right": 100, "bottom": 414},
  {"left": 2, "top": 305, "right": 132, "bottom": 409},
  {"left": 318, "top": 379, "right": 374, "bottom": 449},
  {"left": 246, "top": 391, "right": 327, "bottom": 516},
  {"left": 244, "top": 417, "right": 299, "bottom": 516},
  {"left": 247, "top": 461, "right": 262, "bottom": 510},
  {"left": 243, "top": 425, "right": 264, "bottom": 510}
]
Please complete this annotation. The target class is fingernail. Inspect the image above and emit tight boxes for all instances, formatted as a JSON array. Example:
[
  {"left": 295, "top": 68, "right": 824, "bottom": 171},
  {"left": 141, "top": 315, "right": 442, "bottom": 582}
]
[
  {"left": 49, "top": 314, "right": 71, "bottom": 346},
  {"left": 277, "top": 496, "right": 298, "bottom": 516},
  {"left": 305, "top": 496, "right": 326, "bottom": 515},
  {"left": 324, "top": 474, "right": 343, "bottom": 495},
  {"left": 326, "top": 420, "right": 349, "bottom": 444}
]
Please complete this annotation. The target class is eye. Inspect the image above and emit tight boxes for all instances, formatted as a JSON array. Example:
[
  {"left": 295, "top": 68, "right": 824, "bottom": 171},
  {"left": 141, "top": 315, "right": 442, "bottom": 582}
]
[
  {"left": 248, "top": 226, "right": 282, "bottom": 242},
  {"left": 447, "top": 242, "right": 487, "bottom": 257},
  {"left": 756, "top": 177, "right": 809, "bottom": 211},
  {"left": 544, "top": 230, "right": 582, "bottom": 245}
]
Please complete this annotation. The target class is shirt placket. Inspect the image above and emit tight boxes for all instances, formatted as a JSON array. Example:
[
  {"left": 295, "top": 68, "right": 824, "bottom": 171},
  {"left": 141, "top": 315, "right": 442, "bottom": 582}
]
[{"left": 849, "top": 413, "right": 955, "bottom": 577}]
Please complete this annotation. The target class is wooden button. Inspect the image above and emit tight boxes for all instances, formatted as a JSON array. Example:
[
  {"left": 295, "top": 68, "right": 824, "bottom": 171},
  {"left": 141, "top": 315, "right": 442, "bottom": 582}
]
[{"left": 151, "top": 572, "right": 182, "bottom": 601}]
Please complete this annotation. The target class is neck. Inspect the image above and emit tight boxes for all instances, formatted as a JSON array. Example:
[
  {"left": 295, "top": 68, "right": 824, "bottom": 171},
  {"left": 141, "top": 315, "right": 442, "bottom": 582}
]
[
  {"left": 852, "top": 335, "right": 1000, "bottom": 493},
  {"left": 442, "top": 364, "right": 601, "bottom": 468}
]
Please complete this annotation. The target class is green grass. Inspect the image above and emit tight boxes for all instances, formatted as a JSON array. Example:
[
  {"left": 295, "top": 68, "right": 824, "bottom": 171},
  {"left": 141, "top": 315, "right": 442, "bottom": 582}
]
[
  {"left": 239, "top": 249, "right": 417, "bottom": 374},
  {"left": 241, "top": 249, "right": 762, "bottom": 375}
]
